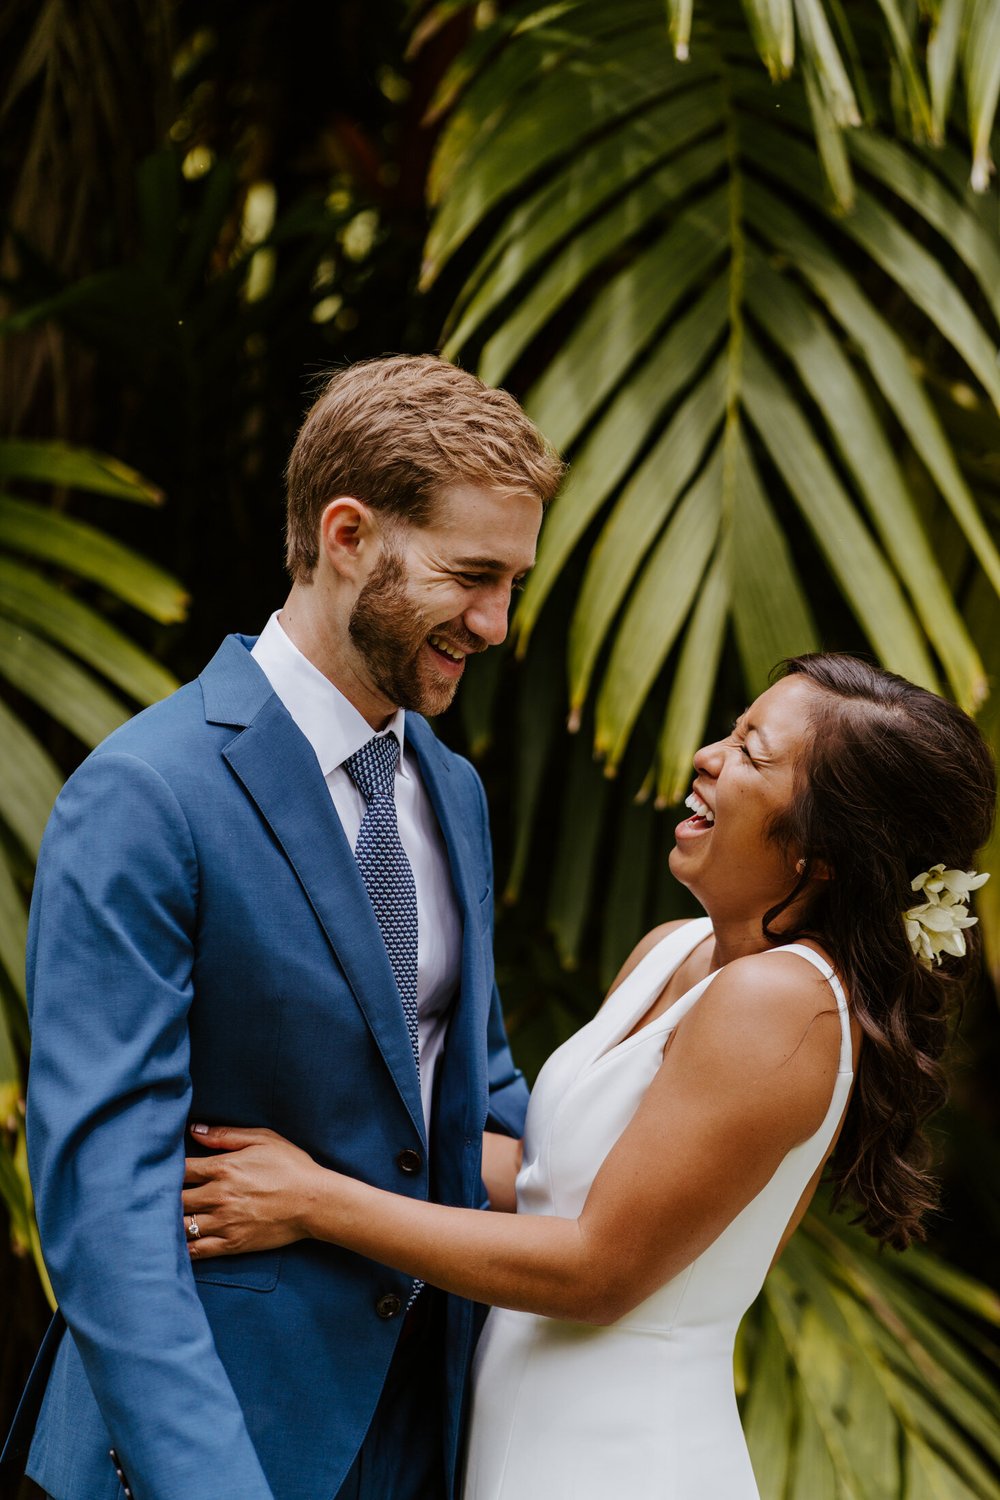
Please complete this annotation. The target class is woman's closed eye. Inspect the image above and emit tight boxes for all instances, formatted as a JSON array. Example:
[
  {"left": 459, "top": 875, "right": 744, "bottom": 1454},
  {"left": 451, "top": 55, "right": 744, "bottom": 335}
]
[{"left": 727, "top": 731, "right": 755, "bottom": 763}]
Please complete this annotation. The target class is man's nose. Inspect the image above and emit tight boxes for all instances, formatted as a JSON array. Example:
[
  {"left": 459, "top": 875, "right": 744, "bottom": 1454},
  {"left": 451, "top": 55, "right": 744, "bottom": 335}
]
[{"left": 464, "top": 589, "right": 511, "bottom": 648}]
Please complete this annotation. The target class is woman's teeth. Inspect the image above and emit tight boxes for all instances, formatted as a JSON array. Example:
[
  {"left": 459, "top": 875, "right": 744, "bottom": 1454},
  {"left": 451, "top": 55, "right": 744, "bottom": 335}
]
[
  {"left": 428, "top": 634, "right": 464, "bottom": 662},
  {"left": 684, "top": 790, "right": 715, "bottom": 825}
]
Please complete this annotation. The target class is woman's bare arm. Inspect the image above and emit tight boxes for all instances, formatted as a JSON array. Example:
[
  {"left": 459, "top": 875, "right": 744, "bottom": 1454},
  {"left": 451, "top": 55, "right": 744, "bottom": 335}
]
[{"left": 184, "top": 952, "right": 842, "bottom": 1324}]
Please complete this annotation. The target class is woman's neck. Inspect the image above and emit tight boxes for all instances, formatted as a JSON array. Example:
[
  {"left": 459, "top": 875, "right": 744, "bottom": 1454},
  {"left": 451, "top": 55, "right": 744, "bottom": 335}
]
[{"left": 704, "top": 903, "right": 813, "bottom": 971}]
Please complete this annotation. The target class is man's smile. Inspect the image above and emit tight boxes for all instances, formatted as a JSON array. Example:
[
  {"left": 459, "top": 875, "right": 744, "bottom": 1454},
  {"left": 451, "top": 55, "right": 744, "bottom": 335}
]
[{"left": 427, "top": 633, "right": 467, "bottom": 664}]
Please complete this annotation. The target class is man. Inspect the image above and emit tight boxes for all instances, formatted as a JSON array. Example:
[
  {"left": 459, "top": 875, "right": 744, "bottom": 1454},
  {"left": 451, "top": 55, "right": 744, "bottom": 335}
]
[{"left": 7, "top": 355, "right": 563, "bottom": 1500}]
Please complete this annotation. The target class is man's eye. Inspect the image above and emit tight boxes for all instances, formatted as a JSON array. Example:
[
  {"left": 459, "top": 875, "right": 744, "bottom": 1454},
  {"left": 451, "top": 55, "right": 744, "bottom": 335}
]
[
  {"left": 511, "top": 578, "right": 526, "bottom": 593},
  {"left": 459, "top": 573, "right": 485, "bottom": 585}
]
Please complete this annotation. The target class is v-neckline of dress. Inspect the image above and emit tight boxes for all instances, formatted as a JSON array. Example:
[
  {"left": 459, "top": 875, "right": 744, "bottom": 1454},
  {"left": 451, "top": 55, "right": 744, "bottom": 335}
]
[{"left": 591, "top": 917, "right": 718, "bottom": 1067}]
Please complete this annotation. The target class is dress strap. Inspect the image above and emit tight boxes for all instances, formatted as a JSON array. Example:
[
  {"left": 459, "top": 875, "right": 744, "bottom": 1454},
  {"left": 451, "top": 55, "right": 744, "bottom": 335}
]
[{"left": 766, "top": 944, "right": 853, "bottom": 1074}]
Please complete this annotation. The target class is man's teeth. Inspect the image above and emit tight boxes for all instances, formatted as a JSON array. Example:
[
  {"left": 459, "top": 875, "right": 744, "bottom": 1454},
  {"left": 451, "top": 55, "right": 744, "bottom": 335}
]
[
  {"left": 428, "top": 634, "right": 465, "bottom": 662},
  {"left": 683, "top": 791, "right": 715, "bottom": 825}
]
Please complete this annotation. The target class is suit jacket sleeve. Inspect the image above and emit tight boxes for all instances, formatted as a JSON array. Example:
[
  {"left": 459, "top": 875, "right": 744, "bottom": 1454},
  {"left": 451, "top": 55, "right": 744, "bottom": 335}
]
[
  {"left": 470, "top": 766, "right": 530, "bottom": 1139},
  {"left": 26, "top": 750, "right": 275, "bottom": 1500}
]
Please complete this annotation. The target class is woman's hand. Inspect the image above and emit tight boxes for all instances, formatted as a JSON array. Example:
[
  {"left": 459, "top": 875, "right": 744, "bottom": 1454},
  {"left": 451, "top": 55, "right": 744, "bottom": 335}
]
[{"left": 183, "top": 1124, "right": 326, "bottom": 1259}]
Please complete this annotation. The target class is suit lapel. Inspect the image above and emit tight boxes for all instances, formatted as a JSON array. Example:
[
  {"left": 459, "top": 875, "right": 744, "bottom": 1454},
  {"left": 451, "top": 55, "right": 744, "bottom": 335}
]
[{"left": 202, "top": 637, "right": 425, "bottom": 1143}]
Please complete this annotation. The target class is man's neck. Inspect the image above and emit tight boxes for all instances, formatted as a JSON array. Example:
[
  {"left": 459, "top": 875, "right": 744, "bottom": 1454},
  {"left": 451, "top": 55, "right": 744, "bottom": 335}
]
[{"left": 277, "top": 587, "right": 398, "bottom": 731}]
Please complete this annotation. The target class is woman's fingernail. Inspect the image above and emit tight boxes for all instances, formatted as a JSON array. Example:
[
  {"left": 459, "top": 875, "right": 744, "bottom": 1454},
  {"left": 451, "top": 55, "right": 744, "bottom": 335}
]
[{"left": 192, "top": 1123, "right": 209, "bottom": 1135}]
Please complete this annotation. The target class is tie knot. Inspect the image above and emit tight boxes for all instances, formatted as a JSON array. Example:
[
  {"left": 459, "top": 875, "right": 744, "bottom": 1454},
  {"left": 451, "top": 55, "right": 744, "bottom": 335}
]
[{"left": 344, "top": 732, "right": 400, "bottom": 803}]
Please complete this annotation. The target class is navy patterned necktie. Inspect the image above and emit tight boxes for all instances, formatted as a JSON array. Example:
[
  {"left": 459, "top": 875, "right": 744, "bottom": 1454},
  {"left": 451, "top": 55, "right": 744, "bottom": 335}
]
[{"left": 344, "top": 733, "right": 420, "bottom": 1078}]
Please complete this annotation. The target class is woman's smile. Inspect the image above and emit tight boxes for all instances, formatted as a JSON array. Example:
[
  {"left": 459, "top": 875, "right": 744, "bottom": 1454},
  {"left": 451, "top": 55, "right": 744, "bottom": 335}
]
[{"left": 676, "top": 786, "right": 715, "bottom": 839}]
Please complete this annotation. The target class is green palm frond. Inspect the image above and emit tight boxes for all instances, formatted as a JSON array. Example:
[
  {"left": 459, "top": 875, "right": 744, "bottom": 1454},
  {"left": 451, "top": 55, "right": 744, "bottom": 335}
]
[
  {"left": 427, "top": 0, "right": 1000, "bottom": 909},
  {"left": 0, "top": 436, "right": 184, "bottom": 1299},
  {"left": 738, "top": 1210, "right": 1000, "bottom": 1500}
]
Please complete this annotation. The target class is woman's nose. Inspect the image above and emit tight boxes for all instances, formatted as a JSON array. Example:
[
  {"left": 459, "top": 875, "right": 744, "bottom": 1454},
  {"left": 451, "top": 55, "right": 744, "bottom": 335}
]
[{"left": 693, "top": 738, "right": 725, "bottom": 776}]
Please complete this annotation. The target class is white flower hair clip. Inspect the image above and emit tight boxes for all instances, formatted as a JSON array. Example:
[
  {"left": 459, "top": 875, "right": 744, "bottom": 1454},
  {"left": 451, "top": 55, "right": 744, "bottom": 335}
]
[{"left": 904, "top": 864, "right": 990, "bottom": 968}]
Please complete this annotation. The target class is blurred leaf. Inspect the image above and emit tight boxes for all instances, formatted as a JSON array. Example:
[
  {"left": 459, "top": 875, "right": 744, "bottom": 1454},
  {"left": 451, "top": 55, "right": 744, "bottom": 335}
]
[
  {"left": 594, "top": 441, "right": 722, "bottom": 764},
  {"left": 743, "top": 340, "right": 939, "bottom": 689},
  {"left": 515, "top": 278, "right": 728, "bottom": 655},
  {"left": 965, "top": 0, "right": 1000, "bottom": 191},
  {"left": 742, "top": 1301, "right": 794, "bottom": 1498},
  {"left": 599, "top": 743, "right": 659, "bottom": 986},
  {"left": 570, "top": 356, "right": 727, "bottom": 719},
  {"left": 740, "top": 0, "right": 795, "bottom": 81},
  {"left": 0, "top": 439, "right": 163, "bottom": 504},
  {"left": 0, "top": 854, "right": 27, "bottom": 1008},
  {"left": 0, "top": 496, "right": 189, "bottom": 623},
  {"left": 729, "top": 418, "right": 819, "bottom": 694},
  {"left": 927, "top": 0, "right": 964, "bottom": 140},
  {"left": 459, "top": 642, "right": 508, "bottom": 760},
  {"left": 547, "top": 723, "right": 611, "bottom": 966},
  {"left": 742, "top": 178, "right": 1000, "bottom": 599},
  {"left": 745, "top": 254, "right": 986, "bottom": 708},
  {"left": 0, "top": 698, "right": 62, "bottom": 860},
  {"left": 0, "top": 619, "right": 130, "bottom": 748},
  {"left": 505, "top": 618, "right": 565, "bottom": 902},
  {"left": 655, "top": 546, "right": 729, "bottom": 807},
  {"left": 0, "top": 558, "right": 178, "bottom": 705}
]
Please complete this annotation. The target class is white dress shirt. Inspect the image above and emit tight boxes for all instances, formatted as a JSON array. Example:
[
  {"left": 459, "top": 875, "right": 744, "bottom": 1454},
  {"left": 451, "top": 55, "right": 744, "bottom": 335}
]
[{"left": 251, "top": 612, "right": 462, "bottom": 1135}]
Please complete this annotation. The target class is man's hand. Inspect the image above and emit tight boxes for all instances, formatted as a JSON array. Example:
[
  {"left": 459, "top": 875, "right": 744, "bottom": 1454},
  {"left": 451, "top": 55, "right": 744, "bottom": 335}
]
[
  {"left": 183, "top": 1125, "right": 325, "bottom": 1258},
  {"left": 481, "top": 1130, "right": 523, "bottom": 1213}
]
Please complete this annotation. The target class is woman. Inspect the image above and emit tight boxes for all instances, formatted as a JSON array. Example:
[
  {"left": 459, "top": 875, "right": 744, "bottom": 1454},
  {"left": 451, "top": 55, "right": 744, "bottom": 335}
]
[{"left": 182, "top": 655, "right": 995, "bottom": 1499}]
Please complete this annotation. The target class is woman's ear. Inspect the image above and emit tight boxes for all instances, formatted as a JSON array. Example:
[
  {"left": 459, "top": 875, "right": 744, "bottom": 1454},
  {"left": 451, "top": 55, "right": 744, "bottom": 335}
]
[{"left": 796, "top": 855, "right": 833, "bottom": 882}]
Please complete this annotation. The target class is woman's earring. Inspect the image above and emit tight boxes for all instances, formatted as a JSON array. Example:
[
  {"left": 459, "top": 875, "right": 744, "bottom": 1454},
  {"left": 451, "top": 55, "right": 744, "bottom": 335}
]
[{"left": 795, "top": 858, "right": 806, "bottom": 874}]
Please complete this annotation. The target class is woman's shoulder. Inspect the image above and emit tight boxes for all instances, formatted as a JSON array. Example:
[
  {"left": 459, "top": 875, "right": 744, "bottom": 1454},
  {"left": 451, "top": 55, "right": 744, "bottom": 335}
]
[
  {"left": 660, "top": 944, "right": 849, "bottom": 1136},
  {"left": 711, "top": 941, "right": 841, "bottom": 1014},
  {"left": 683, "top": 942, "right": 846, "bottom": 1074}
]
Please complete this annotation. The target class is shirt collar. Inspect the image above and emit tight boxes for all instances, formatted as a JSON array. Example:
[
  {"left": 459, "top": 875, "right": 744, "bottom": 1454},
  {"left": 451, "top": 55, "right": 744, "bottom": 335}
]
[{"left": 251, "top": 612, "right": 409, "bottom": 779}]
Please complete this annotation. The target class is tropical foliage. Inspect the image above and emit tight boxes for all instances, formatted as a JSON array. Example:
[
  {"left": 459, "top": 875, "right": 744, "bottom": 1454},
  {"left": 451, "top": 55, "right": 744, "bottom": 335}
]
[
  {"left": 741, "top": 1205, "right": 1000, "bottom": 1499},
  {"left": 0, "top": 438, "right": 184, "bottom": 1294}
]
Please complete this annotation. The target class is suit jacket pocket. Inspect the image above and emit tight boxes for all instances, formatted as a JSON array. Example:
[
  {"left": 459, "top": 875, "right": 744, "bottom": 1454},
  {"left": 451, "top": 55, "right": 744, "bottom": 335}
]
[{"left": 192, "top": 1248, "right": 283, "bottom": 1292}]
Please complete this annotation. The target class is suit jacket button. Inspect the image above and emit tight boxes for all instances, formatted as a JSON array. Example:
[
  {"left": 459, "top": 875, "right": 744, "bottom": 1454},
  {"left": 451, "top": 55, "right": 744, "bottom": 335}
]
[
  {"left": 375, "top": 1292, "right": 402, "bottom": 1319},
  {"left": 397, "top": 1149, "right": 422, "bottom": 1174}
]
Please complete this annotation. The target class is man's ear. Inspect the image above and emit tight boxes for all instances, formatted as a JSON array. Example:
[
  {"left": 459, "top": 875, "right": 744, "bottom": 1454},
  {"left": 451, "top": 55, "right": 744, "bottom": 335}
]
[{"left": 318, "top": 497, "right": 375, "bottom": 577}]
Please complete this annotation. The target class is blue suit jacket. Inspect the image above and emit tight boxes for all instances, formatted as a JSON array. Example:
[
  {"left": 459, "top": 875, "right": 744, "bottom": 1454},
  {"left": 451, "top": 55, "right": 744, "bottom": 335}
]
[{"left": 16, "top": 634, "right": 529, "bottom": 1500}]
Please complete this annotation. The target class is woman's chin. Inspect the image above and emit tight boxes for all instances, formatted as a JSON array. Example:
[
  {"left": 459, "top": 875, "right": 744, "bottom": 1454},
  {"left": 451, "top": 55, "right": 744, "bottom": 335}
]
[{"left": 667, "top": 843, "right": 694, "bottom": 883}]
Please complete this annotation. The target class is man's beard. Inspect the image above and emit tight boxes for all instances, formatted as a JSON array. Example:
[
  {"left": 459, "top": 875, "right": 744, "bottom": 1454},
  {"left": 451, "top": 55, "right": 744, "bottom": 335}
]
[{"left": 348, "top": 548, "right": 475, "bottom": 717}]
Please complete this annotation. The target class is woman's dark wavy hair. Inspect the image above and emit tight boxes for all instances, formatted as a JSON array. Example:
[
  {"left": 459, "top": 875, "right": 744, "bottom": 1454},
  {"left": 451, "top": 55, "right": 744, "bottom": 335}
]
[{"left": 764, "top": 654, "right": 995, "bottom": 1250}]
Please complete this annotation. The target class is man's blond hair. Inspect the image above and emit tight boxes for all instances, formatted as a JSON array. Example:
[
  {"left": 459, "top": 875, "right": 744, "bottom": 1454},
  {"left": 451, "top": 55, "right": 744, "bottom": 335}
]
[{"left": 284, "top": 354, "right": 564, "bottom": 581}]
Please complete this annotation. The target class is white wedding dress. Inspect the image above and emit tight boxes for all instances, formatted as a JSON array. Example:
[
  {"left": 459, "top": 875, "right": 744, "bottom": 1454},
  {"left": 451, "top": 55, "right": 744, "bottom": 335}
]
[{"left": 463, "top": 918, "right": 853, "bottom": 1500}]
